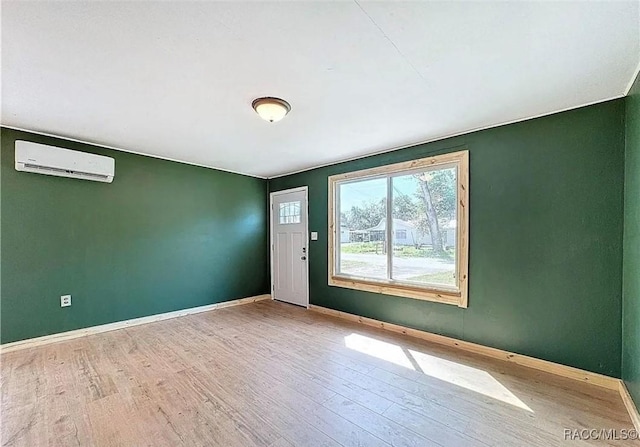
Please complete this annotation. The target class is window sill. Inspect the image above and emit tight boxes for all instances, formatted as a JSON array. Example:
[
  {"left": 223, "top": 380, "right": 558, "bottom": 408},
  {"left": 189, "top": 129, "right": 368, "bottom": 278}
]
[{"left": 329, "top": 275, "right": 468, "bottom": 308}]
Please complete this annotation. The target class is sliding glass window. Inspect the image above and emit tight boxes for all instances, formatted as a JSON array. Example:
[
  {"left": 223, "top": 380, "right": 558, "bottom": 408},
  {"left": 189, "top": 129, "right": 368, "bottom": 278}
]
[{"left": 328, "top": 150, "right": 469, "bottom": 307}]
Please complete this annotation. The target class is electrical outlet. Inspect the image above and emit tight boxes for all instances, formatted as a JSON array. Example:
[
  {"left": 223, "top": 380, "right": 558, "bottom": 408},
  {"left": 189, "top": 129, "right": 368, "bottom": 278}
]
[{"left": 60, "top": 295, "right": 71, "bottom": 307}]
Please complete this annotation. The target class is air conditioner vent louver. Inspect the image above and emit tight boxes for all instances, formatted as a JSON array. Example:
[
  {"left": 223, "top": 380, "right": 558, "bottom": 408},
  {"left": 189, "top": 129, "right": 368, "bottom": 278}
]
[
  {"left": 15, "top": 141, "right": 115, "bottom": 183},
  {"left": 22, "top": 163, "right": 110, "bottom": 181}
]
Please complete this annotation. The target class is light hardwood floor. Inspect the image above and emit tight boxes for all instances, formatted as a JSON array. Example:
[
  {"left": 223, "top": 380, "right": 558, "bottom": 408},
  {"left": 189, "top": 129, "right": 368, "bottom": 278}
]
[{"left": 1, "top": 299, "right": 637, "bottom": 447}]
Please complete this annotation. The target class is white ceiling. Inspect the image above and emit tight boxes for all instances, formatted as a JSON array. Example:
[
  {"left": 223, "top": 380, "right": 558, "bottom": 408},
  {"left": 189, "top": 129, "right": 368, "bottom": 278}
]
[{"left": 2, "top": 1, "right": 639, "bottom": 178}]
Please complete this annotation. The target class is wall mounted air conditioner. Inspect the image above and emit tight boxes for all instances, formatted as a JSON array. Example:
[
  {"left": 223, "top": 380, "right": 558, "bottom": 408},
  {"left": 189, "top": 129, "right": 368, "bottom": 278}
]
[{"left": 15, "top": 140, "right": 115, "bottom": 183}]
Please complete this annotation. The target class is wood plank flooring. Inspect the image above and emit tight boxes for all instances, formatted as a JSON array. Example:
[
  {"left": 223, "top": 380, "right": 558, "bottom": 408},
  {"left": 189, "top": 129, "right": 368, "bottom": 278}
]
[{"left": 1, "top": 299, "right": 637, "bottom": 447}]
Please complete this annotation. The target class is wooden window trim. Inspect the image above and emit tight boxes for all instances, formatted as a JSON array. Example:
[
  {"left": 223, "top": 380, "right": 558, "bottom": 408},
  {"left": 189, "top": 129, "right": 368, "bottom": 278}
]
[{"left": 328, "top": 150, "right": 469, "bottom": 308}]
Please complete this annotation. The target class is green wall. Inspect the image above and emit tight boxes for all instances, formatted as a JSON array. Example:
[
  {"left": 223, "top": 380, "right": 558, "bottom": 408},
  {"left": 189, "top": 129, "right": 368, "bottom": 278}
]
[
  {"left": 1, "top": 128, "right": 269, "bottom": 344},
  {"left": 269, "top": 99, "right": 626, "bottom": 377},
  {"left": 623, "top": 73, "right": 640, "bottom": 407}
]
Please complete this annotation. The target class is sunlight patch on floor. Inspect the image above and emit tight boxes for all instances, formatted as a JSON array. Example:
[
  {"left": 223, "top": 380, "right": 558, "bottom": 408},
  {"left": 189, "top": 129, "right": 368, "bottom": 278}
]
[
  {"left": 344, "top": 333, "right": 533, "bottom": 412},
  {"left": 407, "top": 348, "right": 533, "bottom": 412},
  {"left": 344, "top": 333, "right": 416, "bottom": 370}
]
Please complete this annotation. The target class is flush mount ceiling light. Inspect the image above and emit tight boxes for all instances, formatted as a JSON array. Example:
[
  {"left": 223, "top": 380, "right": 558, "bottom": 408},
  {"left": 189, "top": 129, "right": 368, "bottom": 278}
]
[{"left": 252, "top": 97, "right": 291, "bottom": 123}]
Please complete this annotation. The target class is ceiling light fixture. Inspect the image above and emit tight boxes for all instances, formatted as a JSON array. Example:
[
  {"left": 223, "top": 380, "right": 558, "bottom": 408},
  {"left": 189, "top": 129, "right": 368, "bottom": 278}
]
[{"left": 252, "top": 97, "right": 291, "bottom": 123}]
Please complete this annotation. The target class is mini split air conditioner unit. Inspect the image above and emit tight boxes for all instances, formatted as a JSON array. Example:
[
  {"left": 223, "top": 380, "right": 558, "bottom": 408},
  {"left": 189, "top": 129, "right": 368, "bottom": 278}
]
[{"left": 15, "top": 140, "right": 115, "bottom": 183}]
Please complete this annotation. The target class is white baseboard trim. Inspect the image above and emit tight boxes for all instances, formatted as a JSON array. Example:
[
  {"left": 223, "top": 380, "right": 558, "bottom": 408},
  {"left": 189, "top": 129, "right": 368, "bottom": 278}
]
[
  {"left": 308, "top": 304, "right": 620, "bottom": 391},
  {"left": 620, "top": 381, "right": 640, "bottom": 432},
  {"left": 0, "top": 294, "right": 271, "bottom": 354}
]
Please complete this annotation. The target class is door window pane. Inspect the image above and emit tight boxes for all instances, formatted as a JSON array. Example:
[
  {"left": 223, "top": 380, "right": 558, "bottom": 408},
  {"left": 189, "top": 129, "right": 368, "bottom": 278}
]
[{"left": 279, "top": 201, "right": 301, "bottom": 224}]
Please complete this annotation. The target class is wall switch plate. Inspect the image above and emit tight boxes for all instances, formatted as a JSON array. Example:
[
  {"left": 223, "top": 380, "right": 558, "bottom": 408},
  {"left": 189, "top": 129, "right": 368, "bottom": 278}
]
[
  {"left": 311, "top": 231, "right": 318, "bottom": 241},
  {"left": 61, "top": 295, "right": 71, "bottom": 307}
]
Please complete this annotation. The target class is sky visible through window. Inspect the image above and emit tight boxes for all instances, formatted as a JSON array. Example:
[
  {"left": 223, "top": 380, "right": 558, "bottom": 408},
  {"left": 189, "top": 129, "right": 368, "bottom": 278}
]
[{"left": 340, "top": 176, "right": 417, "bottom": 210}]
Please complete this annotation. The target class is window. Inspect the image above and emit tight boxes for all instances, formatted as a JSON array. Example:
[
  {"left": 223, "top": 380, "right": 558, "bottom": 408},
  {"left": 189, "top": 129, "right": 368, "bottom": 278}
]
[
  {"left": 279, "top": 201, "right": 301, "bottom": 224},
  {"left": 328, "top": 150, "right": 469, "bottom": 307},
  {"left": 395, "top": 230, "right": 407, "bottom": 239}
]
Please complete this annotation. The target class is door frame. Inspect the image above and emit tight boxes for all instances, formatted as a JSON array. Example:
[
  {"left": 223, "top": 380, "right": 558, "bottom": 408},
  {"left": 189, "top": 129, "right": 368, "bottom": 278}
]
[{"left": 269, "top": 186, "right": 310, "bottom": 308}]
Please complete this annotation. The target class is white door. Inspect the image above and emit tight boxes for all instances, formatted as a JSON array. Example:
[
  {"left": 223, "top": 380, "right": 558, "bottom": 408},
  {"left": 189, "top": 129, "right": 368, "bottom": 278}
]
[{"left": 271, "top": 187, "right": 309, "bottom": 307}]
